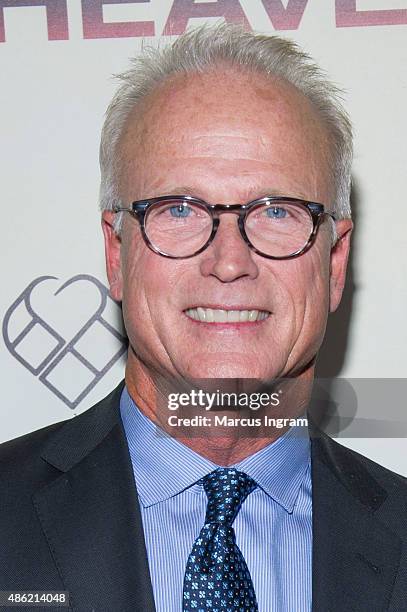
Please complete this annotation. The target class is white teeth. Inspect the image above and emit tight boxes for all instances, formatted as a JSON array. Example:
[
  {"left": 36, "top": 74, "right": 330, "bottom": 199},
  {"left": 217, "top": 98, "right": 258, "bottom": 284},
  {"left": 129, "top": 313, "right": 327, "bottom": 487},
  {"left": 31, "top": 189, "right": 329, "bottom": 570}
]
[
  {"left": 228, "top": 310, "right": 240, "bottom": 323},
  {"left": 248, "top": 310, "right": 258, "bottom": 322},
  {"left": 240, "top": 310, "right": 249, "bottom": 322},
  {"left": 206, "top": 308, "right": 214, "bottom": 322},
  {"left": 185, "top": 308, "right": 270, "bottom": 323},
  {"left": 197, "top": 307, "right": 206, "bottom": 322}
]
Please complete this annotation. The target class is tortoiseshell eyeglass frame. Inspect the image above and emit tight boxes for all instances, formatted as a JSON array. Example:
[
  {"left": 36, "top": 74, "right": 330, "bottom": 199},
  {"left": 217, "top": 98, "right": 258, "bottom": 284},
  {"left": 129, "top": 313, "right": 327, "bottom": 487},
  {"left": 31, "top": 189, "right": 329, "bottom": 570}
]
[{"left": 113, "top": 194, "right": 335, "bottom": 260}]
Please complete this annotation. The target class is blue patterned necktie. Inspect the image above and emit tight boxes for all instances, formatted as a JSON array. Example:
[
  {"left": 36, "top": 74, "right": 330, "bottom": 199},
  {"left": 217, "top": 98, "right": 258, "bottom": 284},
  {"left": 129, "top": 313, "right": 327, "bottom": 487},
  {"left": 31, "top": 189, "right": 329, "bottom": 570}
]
[{"left": 183, "top": 467, "right": 259, "bottom": 612}]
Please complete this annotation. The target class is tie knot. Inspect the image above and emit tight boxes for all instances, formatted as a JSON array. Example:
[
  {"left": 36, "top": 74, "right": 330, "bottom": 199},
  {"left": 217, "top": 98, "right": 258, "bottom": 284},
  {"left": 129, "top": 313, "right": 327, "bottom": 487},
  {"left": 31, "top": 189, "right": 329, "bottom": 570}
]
[{"left": 202, "top": 468, "right": 257, "bottom": 526}]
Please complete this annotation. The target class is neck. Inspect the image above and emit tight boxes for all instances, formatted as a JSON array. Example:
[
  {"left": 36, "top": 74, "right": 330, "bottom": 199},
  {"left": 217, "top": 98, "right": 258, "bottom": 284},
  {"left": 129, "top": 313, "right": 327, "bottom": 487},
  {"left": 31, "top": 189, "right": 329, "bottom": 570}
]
[{"left": 125, "top": 354, "right": 314, "bottom": 465}]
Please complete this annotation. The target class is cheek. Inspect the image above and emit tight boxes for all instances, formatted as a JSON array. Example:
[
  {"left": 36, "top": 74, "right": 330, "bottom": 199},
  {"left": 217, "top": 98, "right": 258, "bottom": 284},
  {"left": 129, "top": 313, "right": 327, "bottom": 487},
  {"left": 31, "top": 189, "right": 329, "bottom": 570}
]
[
  {"left": 304, "top": 255, "right": 331, "bottom": 344},
  {"left": 281, "top": 245, "right": 331, "bottom": 330},
  {"left": 120, "top": 236, "right": 144, "bottom": 307},
  {"left": 119, "top": 232, "right": 157, "bottom": 338},
  {"left": 120, "top": 234, "right": 183, "bottom": 332}
]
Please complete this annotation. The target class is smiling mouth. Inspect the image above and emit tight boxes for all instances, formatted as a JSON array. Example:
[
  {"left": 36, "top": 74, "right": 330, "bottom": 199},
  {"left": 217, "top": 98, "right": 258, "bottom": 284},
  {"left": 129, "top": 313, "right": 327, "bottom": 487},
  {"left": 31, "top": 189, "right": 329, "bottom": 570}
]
[{"left": 184, "top": 307, "right": 270, "bottom": 323}]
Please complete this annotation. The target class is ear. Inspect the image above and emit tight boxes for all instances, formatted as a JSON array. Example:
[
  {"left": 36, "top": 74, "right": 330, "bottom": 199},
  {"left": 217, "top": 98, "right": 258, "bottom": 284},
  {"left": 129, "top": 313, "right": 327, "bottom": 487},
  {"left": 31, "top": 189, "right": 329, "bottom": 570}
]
[
  {"left": 102, "top": 211, "right": 123, "bottom": 302},
  {"left": 329, "top": 219, "right": 353, "bottom": 313}
]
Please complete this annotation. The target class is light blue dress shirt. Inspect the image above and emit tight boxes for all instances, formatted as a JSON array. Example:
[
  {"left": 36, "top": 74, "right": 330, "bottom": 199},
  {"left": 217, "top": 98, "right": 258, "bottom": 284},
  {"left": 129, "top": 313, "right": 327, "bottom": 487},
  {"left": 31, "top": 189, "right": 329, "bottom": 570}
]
[{"left": 120, "top": 387, "right": 312, "bottom": 612}]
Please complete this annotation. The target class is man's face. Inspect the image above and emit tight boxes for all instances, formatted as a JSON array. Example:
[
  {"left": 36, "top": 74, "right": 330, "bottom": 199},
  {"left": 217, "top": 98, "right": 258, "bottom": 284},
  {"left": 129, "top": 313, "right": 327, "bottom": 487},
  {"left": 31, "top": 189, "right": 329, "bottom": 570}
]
[{"left": 103, "top": 68, "right": 352, "bottom": 385}]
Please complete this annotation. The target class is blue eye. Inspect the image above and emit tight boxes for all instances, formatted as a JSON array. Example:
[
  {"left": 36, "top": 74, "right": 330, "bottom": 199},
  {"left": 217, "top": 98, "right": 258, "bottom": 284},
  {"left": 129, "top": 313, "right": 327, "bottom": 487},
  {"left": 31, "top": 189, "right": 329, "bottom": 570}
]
[
  {"left": 266, "top": 206, "right": 287, "bottom": 219},
  {"left": 169, "top": 204, "right": 191, "bottom": 218}
]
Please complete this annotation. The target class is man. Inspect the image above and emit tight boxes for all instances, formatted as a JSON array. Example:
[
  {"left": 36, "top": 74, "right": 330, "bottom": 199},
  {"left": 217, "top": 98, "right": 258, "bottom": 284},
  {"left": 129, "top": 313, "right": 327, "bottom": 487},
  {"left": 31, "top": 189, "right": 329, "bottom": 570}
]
[{"left": 1, "top": 24, "right": 406, "bottom": 612}]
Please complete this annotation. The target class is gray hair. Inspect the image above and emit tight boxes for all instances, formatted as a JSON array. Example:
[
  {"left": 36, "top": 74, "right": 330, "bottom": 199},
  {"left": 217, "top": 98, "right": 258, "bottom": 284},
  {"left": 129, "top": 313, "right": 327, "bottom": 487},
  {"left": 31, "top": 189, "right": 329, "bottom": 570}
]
[{"left": 99, "top": 23, "right": 353, "bottom": 234}]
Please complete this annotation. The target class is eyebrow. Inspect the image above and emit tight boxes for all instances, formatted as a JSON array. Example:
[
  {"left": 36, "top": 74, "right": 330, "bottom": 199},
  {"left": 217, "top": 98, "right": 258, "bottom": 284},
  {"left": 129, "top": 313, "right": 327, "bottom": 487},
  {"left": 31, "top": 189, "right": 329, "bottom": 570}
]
[{"left": 157, "top": 186, "right": 305, "bottom": 202}]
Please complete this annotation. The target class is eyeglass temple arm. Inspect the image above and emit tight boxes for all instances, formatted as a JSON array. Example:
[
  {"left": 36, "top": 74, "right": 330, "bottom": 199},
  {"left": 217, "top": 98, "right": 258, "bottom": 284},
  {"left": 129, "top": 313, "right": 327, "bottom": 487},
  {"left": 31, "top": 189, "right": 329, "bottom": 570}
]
[
  {"left": 113, "top": 203, "right": 148, "bottom": 212},
  {"left": 306, "top": 203, "right": 335, "bottom": 219}
]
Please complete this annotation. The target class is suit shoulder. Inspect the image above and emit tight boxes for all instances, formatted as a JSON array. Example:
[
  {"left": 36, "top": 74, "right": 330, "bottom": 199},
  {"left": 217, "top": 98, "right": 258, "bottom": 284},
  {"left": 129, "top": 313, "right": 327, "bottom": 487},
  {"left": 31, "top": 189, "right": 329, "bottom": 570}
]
[
  {"left": 318, "top": 433, "right": 407, "bottom": 499},
  {"left": 0, "top": 382, "right": 125, "bottom": 482},
  {"left": 339, "top": 440, "right": 407, "bottom": 498},
  {"left": 0, "top": 418, "right": 69, "bottom": 465},
  {"left": 334, "top": 437, "right": 406, "bottom": 484},
  {"left": 0, "top": 416, "right": 77, "bottom": 487}
]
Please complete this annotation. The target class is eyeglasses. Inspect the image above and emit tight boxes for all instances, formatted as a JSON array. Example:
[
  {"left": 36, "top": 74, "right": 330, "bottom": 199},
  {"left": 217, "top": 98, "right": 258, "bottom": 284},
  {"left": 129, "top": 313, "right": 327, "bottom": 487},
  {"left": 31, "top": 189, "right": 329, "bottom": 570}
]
[{"left": 113, "top": 195, "right": 335, "bottom": 260}]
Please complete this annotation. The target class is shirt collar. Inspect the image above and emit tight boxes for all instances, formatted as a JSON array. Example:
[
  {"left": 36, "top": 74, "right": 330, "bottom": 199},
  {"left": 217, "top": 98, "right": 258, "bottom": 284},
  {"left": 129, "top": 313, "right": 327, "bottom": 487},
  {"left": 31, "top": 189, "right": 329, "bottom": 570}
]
[
  {"left": 120, "top": 386, "right": 310, "bottom": 513},
  {"left": 120, "top": 387, "right": 217, "bottom": 507},
  {"left": 234, "top": 424, "right": 310, "bottom": 512}
]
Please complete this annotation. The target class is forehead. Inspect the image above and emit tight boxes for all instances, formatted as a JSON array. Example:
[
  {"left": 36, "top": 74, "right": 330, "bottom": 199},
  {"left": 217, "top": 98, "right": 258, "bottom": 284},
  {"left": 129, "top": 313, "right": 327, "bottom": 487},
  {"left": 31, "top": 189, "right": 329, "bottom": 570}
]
[{"left": 118, "top": 66, "right": 331, "bottom": 200}]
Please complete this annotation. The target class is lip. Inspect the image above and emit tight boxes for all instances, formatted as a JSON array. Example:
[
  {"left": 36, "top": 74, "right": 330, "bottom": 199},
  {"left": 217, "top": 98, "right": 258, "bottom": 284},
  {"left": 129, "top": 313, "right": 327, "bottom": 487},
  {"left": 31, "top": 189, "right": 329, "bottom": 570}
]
[
  {"left": 184, "top": 304, "right": 270, "bottom": 311},
  {"left": 182, "top": 316, "right": 269, "bottom": 334},
  {"left": 182, "top": 305, "right": 271, "bottom": 328}
]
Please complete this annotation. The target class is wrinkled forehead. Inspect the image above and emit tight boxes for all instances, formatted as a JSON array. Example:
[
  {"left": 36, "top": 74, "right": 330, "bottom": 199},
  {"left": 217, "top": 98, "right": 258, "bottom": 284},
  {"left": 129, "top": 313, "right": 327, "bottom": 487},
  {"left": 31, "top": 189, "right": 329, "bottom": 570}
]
[{"left": 117, "top": 67, "right": 332, "bottom": 198}]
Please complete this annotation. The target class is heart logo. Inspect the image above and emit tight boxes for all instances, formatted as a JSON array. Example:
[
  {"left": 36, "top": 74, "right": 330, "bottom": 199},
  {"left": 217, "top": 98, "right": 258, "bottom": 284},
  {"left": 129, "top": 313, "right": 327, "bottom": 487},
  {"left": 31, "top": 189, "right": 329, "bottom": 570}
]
[
  {"left": 3, "top": 275, "right": 127, "bottom": 408},
  {"left": 28, "top": 276, "right": 106, "bottom": 341}
]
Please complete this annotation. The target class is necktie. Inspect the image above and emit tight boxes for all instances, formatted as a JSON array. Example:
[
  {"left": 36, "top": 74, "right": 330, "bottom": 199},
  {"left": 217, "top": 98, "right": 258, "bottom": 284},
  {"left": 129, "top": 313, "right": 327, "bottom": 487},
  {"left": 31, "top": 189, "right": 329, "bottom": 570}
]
[{"left": 183, "top": 467, "right": 259, "bottom": 612}]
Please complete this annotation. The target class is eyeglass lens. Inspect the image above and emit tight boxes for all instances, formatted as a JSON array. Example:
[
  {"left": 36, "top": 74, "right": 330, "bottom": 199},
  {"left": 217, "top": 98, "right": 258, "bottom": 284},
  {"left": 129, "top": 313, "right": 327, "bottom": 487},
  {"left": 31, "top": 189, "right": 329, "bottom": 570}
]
[{"left": 144, "top": 199, "right": 313, "bottom": 258}]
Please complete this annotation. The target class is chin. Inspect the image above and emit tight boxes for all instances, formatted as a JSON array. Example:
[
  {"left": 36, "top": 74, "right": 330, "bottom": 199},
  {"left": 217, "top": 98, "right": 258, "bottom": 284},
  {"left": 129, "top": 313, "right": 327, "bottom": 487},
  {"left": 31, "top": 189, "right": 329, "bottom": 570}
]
[{"left": 183, "top": 355, "right": 275, "bottom": 381}]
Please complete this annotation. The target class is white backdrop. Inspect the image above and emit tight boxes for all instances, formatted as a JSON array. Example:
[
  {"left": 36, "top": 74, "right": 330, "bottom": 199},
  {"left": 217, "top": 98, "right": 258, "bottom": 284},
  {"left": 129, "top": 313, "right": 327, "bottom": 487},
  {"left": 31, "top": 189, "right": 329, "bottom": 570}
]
[{"left": 1, "top": 0, "right": 406, "bottom": 472}]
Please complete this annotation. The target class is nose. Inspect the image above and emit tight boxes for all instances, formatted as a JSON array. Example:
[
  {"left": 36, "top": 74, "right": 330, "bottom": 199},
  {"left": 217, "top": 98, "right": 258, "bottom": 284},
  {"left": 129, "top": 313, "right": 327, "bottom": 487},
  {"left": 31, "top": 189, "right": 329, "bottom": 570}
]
[{"left": 199, "top": 212, "right": 259, "bottom": 282}]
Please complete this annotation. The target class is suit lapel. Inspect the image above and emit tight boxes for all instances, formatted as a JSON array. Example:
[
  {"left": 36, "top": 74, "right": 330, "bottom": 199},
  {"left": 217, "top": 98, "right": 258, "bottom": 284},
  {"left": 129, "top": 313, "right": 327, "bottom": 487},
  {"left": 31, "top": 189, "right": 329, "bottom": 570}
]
[
  {"left": 33, "top": 383, "right": 156, "bottom": 612},
  {"left": 311, "top": 432, "right": 402, "bottom": 612}
]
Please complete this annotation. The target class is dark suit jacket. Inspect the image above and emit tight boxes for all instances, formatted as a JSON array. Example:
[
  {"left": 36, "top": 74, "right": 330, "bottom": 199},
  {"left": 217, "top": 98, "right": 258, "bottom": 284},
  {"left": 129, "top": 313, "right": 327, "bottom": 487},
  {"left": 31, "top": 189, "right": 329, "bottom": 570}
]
[{"left": 1, "top": 381, "right": 406, "bottom": 611}]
